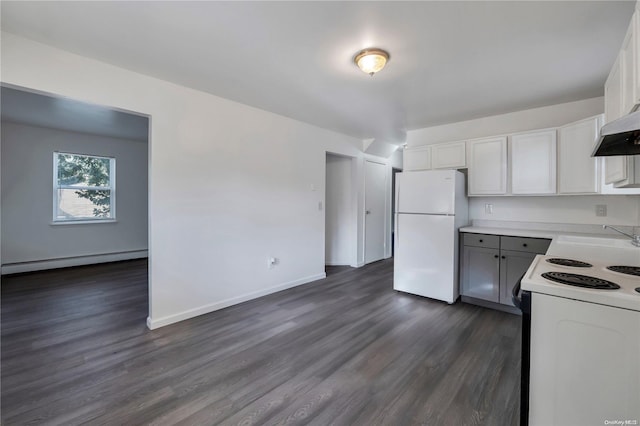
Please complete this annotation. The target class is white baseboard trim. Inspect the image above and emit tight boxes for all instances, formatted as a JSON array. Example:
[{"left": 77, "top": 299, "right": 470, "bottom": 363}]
[
  {"left": 146, "top": 272, "right": 327, "bottom": 330},
  {"left": 352, "top": 262, "right": 365, "bottom": 268},
  {"left": 325, "top": 261, "right": 351, "bottom": 266},
  {"left": 1, "top": 250, "right": 148, "bottom": 275}
]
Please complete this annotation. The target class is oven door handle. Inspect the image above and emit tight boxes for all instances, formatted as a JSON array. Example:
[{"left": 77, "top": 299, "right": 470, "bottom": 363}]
[{"left": 512, "top": 273, "right": 525, "bottom": 310}]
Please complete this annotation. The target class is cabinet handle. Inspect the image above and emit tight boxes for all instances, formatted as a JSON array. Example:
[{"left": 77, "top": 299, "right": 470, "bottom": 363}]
[
  {"left": 522, "top": 243, "right": 528, "bottom": 247},
  {"left": 501, "top": 256, "right": 506, "bottom": 259},
  {"left": 479, "top": 239, "right": 483, "bottom": 243},
  {"left": 494, "top": 255, "right": 499, "bottom": 258}
]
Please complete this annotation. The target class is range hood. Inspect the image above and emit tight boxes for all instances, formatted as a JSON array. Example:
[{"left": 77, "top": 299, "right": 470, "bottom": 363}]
[{"left": 593, "top": 110, "right": 640, "bottom": 156}]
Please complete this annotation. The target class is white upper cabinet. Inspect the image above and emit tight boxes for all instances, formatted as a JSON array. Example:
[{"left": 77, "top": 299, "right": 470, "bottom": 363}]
[
  {"left": 558, "top": 116, "right": 602, "bottom": 194},
  {"left": 634, "top": 12, "right": 640, "bottom": 105},
  {"left": 431, "top": 141, "right": 466, "bottom": 169},
  {"left": 621, "top": 20, "right": 637, "bottom": 114},
  {"left": 510, "top": 130, "right": 557, "bottom": 195},
  {"left": 467, "top": 137, "right": 507, "bottom": 196},
  {"left": 605, "top": 54, "right": 623, "bottom": 124},
  {"left": 403, "top": 145, "right": 431, "bottom": 171},
  {"left": 604, "top": 54, "right": 629, "bottom": 185}
]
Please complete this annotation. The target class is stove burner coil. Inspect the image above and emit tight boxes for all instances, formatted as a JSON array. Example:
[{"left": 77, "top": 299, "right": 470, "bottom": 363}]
[
  {"left": 541, "top": 272, "right": 620, "bottom": 290},
  {"left": 607, "top": 266, "right": 640, "bottom": 277},
  {"left": 546, "top": 258, "right": 593, "bottom": 268}
]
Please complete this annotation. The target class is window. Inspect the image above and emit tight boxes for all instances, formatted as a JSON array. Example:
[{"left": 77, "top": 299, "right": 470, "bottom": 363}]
[{"left": 53, "top": 152, "right": 116, "bottom": 222}]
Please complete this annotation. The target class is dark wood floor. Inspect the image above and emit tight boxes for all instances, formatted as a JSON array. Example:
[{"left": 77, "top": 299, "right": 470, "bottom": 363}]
[{"left": 1, "top": 258, "right": 521, "bottom": 425}]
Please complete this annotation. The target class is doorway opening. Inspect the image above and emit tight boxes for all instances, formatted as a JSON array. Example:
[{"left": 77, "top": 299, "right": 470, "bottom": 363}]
[
  {"left": 325, "top": 153, "right": 355, "bottom": 276},
  {"left": 391, "top": 167, "right": 402, "bottom": 256},
  {"left": 364, "top": 160, "right": 387, "bottom": 264},
  {"left": 0, "top": 85, "right": 150, "bottom": 319}
]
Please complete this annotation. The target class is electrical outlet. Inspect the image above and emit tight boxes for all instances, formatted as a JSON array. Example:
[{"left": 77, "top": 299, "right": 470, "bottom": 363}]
[
  {"left": 267, "top": 257, "right": 278, "bottom": 269},
  {"left": 485, "top": 203, "right": 493, "bottom": 214},
  {"left": 595, "top": 204, "right": 607, "bottom": 217}
]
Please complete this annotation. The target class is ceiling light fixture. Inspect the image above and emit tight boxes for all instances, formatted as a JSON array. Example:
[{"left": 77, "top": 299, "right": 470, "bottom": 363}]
[{"left": 354, "top": 48, "right": 389, "bottom": 76}]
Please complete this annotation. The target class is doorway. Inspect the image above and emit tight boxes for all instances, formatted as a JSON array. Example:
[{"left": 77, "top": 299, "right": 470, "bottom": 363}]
[
  {"left": 391, "top": 167, "right": 402, "bottom": 256},
  {"left": 0, "top": 85, "right": 150, "bottom": 315},
  {"left": 364, "top": 160, "right": 387, "bottom": 264},
  {"left": 325, "top": 153, "right": 354, "bottom": 271}
]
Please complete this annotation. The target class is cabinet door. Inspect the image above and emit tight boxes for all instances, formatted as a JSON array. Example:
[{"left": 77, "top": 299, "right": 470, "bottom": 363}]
[
  {"left": 511, "top": 130, "right": 557, "bottom": 194},
  {"left": 467, "top": 137, "right": 507, "bottom": 196},
  {"left": 431, "top": 142, "right": 466, "bottom": 169},
  {"left": 604, "top": 54, "right": 629, "bottom": 184},
  {"left": 499, "top": 250, "right": 536, "bottom": 307},
  {"left": 606, "top": 156, "right": 629, "bottom": 185},
  {"left": 558, "top": 116, "right": 601, "bottom": 194},
  {"left": 605, "top": 54, "right": 623, "bottom": 124},
  {"left": 634, "top": 12, "right": 640, "bottom": 105},
  {"left": 461, "top": 246, "right": 500, "bottom": 303},
  {"left": 621, "top": 19, "right": 637, "bottom": 115},
  {"left": 403, "top": 146, "right": 431, "bottom": 171}
]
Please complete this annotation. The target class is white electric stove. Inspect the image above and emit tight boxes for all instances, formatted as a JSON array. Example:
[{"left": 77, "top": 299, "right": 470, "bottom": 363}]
[{"left": 519, "top": 254, "right": 640, "bottom": 426}]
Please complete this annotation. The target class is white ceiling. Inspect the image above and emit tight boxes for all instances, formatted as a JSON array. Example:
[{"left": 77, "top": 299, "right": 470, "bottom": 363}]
[
  {"left": 1, "top": 1, "right": 634, "bottom": 144},
  {"left": 1, "top": 87, "right": 149, "bottom": 142}
]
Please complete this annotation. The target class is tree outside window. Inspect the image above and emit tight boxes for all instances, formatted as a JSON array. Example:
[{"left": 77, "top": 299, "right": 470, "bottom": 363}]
[{"left": 54, "top": 152, "right": 115, "bottom": 222}]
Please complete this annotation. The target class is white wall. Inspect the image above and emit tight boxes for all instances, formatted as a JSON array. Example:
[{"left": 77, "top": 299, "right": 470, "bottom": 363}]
[
  {"left": 0, "top": 33, "right": 397, "bottom": 329},
  {"left": 1, "top": 121, "right": 148, "bottom": 272},
  {"left": 325, "top": 154, "right": 352, "bottom": 265},
  {"left": 470, "top": 195, "right": 640, "bottom": 227},
  {"left": 406, "top": 97, "right": 604, "bottom": 146}
]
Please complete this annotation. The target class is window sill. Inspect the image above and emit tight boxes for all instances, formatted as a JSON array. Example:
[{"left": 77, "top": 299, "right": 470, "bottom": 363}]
[{"left": 50, "top": 219, "right": 118, "bottom": 226}]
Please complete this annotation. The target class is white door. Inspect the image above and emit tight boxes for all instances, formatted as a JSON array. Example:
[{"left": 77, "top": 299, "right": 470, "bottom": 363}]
[
  {"left": 431, "top": 141, "right": 466, "bottom": 169},
  {"left": 604, "top": 55, "right": 629, "bottom": 184},
  {"left": 397, "top": 170, "right": 456, "bottom": 214},
  {"left": 558, "top": 116, "right": 601, "bottom": 194},
  {"left": 365, "top": 160, "right": 386, "bottom": 264},
  {"left": 467, "top": 137, "right": 507, "bottom": 195},
  {"left": 403, "top": 145, "right": 431, "bottom": 171},
  {"left": 510, "top": 130, "right": 557, "bottom": 195},
  {"left": 394, "top": 214, "right": 456, "bottom": 303}
]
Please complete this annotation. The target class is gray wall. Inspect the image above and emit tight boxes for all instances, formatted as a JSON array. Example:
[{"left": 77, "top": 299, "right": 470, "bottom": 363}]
[{"left": 1, "top": 121, "right": 148, "bottom": 267}]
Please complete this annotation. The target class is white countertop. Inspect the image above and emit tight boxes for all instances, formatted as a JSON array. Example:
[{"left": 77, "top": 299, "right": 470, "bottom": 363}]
[
  {"left": 460, "top": 226, "right": 557, "bottom": 239},
  {"left": 459, "top": 225, "right": 612, "bottom": 241},
  {"left": 460, "top": 221, "right": 639, "bottom": 265},
  {"left": 463, "top": 221, "right": 640, "bottom": 310}
]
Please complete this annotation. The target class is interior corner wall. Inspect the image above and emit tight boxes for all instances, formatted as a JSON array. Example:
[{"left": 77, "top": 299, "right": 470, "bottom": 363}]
[
  {"left": 0, "top": 32, "right": 374, "bottom": 329},
  {"left": 325, "top": 154, "right": 352, "bottom": 265},
  {"left": 1, "top": 121, "right": 148, "bottom": 272}
]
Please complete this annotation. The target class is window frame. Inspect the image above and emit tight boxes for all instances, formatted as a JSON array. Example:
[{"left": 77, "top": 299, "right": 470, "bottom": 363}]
[{"left": 52, "top": 151, "right": 117, "bottom": 223}]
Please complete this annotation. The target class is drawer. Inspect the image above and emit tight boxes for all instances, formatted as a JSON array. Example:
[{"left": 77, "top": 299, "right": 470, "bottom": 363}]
[
  {"left": 500, "top": 236, "right": 550, "bottom": 254},
  {"left": 462, "top": 233, "right": 500, "bottom": 249}
]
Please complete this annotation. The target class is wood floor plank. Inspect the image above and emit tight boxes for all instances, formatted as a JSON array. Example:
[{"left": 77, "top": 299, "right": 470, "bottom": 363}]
[{"left": 1, "top": 258, "right": 521, "bottom": 425}]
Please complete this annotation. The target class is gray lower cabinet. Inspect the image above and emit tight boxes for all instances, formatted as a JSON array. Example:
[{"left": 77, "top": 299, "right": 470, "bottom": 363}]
[
  {"left": 499, "top": 250, "right": 537, "bottom": 307},
  {"left": 460, "top": 232, "right": 550, "bottom": 311},
  {"left": 461, "top": 246, "right": 500, "bottom": 302}
]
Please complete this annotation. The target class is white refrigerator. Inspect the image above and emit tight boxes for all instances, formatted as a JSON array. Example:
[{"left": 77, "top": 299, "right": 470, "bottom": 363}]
[{"left": 394, "top": 169, "right": 468, "bottom": 303}]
